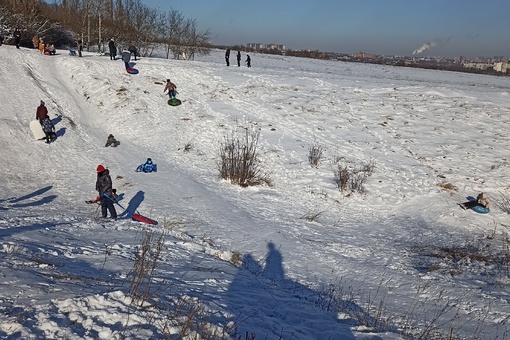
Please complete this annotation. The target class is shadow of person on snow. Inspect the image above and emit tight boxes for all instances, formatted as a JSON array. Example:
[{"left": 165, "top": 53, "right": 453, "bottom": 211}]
[
  {"left": 1, "top": 186, "right": 57, "bottom": 210},
  {"left": 225, "top": 242, "right": 361, "bottom": 339},
  {"left": 55, "top": 127, "right": 66, "bottom": 138},
  {"left": 51, "top": 115, "right": 62, "bottom": 126},
  {"left": 118, "top": 190, "right": 145, "bottom": 218}
]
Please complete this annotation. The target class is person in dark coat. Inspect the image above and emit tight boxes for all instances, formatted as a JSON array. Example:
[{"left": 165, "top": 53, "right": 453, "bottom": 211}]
[
  {"left": 225, "top": 48, "right": 230, "bottom": 66},
  {"left": 236, "top": 51, "right": 241, "bottom": 67},
  {"left": 245, "top": 54, "right": 251, "bottom": 68},
  {"left": 108, "top": 39, "right": 116, "bottom": 60},
  {"left": 0, "top": 35, "right": 4, "bottom": 46},
  {"left": 41, "top": 116, "right": 55, "bottom": 144},
  {"left": 13, "top": 28, "right": 21, "bottom": 49},
  {"left": 95, "top": 165, "right": 117, "bottom": 220},
  {"left": 128, "top": 45, "right": 137, "bottom": 61},
  {"left": 36, "top": 100, "right": 49, "bottom": 123}
]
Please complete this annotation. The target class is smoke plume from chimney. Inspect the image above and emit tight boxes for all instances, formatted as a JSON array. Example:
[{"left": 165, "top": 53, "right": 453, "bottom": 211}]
[{"left": 413, "top": 41, "right": 437, "bottom": 55}]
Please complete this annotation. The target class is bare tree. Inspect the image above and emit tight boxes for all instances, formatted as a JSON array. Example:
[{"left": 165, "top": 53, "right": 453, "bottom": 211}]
[
  {"left": 182, "top": 18, "right": 210, "bottom": 60},
  {"left": 163, "top": 8, "right": 186, "bottom": 59}
]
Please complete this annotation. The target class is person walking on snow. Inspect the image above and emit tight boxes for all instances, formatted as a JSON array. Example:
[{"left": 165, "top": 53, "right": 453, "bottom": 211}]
[
  {"left": 237, "top": 51, "right": 241, "bottom": 67},
  {"left": 245, "top": 54, "right": 251, "bottom": 68},
  {"left": 41, "top": 116, "right": 55, "bottom": 144},
  {"left": 121, "top": 49, "right": 131, "bottom": 69},
  {"left": 95, "top": 165, "right": 117, "bottom": 220},
  {"left": 36, "top": 100, "right": 48, "bottom": 123},
  {"left": 163, "top": 79, "right": 177, "bottom": 99}
]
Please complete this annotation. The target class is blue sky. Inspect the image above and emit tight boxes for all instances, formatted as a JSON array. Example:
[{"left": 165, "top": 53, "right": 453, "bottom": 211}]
[{"left": 142, "top": 0, "right": 508, "bottom": 58}]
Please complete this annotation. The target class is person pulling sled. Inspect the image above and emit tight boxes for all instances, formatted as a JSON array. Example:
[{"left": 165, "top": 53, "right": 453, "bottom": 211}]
[{"left": 95, "top": 165, "right": 118, "bottom": 220}]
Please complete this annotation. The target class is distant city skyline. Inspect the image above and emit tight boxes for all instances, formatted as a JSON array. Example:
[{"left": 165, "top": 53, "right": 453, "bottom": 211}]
[{"left": 142, "top": 0, "right": 509, "bottom": 58}]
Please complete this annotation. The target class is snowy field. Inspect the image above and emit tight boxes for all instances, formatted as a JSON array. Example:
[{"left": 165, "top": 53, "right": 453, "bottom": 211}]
[{"left": 0, "top": 45, "right": 509, "bottom": 339}]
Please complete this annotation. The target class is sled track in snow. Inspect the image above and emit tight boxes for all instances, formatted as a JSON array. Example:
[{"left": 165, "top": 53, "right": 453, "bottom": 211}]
[{"left": 25, "top": 63, "right": 77, "bottom": 129}]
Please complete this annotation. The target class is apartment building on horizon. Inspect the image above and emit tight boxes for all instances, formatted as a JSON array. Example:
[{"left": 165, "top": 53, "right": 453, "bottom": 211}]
[{"left": 247, "top": 43, "right": 286, "bottom": 51}]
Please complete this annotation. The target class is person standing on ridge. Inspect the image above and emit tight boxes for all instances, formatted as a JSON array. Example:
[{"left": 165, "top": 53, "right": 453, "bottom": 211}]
[
  {"left": 13, "top": 28, "right": 21, "bottom": 49},
  {"left": 32, "top": 35, "right": 38, "bottom": 48},
  {"left": 38, "top": 37, "right": 44, "bottom": 54},
  {"left": 108, "top": 38, "right": 116, "bottom": 60},
  {"left": 237, "top": 51, "right": 241, "bottom": 67},
  {"left": 128, "top": 44, "right": 138, "bottom": 61},
  {"left": 77, "top": 39, "right": 83, "bottom": 57},
  {"left": 225, "top": 48, "right": 230, "bottom": 66},
  {"left": 95, "top": 165, "right": 117, "bottom": 220}
]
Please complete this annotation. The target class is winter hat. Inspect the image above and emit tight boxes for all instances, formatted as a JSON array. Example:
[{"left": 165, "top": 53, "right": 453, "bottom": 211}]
[
  {"left": 96, "top": 164, "right": 106, "bottom": 173},
  {"left": 40, "top": 100, "right": 45, "bottom": 105}
]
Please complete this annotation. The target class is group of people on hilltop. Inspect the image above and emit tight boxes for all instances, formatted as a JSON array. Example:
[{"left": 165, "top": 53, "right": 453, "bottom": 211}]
[
  {"left": 108, "top": 38, "right": 138, "bottom": 69},
  {"left": 5, "top": 29, "right": 57, "bottom": 54},
  {"left": 225, "top": 48, "right": 251, "bottom": 67}
]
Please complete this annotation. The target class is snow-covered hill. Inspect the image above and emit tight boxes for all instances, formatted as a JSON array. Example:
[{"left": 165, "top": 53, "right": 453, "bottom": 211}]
[{"left": 1, "top": 45, "right": 509, "bottom": 339}]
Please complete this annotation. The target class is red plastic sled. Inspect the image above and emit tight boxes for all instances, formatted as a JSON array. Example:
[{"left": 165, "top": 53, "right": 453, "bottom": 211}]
[
  {"left": 126, "top": 68, "right": 139, "bottom": 74},
  {"left": 132, "top": 213, "right": 157, "bottom": 225}
]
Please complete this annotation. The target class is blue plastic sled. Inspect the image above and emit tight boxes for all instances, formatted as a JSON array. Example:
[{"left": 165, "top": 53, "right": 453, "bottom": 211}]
[
  {"left": 136, "top": 164, "right": 157, "bottom": 173},
  {"left": 472, "top": 205, "right": 490, "bottom": 214}
]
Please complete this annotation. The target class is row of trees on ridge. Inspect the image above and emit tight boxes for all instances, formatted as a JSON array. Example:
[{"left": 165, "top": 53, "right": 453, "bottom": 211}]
[{"left": 0, "top": 0, "right": 211, "bottom": 59}]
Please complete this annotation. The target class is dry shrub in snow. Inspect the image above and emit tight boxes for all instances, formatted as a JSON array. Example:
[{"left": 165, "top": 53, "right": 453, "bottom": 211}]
[
  {"left": 495, "top": 192, "right": 510, "bottom": 214},
  {"left": 308, "top": 139, "right": 324, "bottom": 168},
  {"left": 218, "top": 126, "right": 271, "bottom": 187},
  {"left": 437, "top": 182, "right": 458, "bottom": 192},
  {"left": 157, "top": 295, "right": 236, "bottom": 339},
  {"left": 335, "top": 160, "right": 376, "bottom": 194},
  {"left": 128, "top": 230, "right": 165, "bottom": 306}
]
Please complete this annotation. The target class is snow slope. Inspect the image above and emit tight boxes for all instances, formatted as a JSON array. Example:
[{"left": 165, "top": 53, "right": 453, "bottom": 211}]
[{"left": 1, "top": 45, "right": 509, "bottom": 339}]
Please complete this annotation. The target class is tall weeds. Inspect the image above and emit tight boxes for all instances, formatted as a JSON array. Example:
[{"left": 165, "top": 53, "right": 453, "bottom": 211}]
[
  {"left": 218, "top": 126, "right": 271, "bottom": 187},
  {"left": 128, "top": 230, "right": 165, "bottom": 306}
]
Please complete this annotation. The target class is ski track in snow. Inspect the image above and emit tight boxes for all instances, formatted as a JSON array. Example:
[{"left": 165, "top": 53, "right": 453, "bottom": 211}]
[{"left": 1, "top": 46, "right": 510, "bottom": 339}]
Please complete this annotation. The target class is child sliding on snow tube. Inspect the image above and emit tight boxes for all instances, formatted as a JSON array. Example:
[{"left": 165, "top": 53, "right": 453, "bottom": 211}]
[
  {"left": 460, "top": 192, "right": 490, "bottom": 210},
  {"left": 163, "top": 79, "right": 177, "bottom": 99}
]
